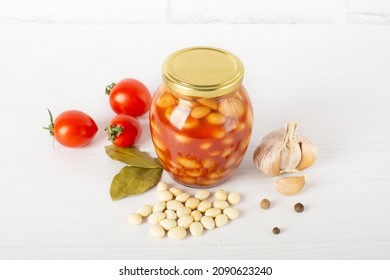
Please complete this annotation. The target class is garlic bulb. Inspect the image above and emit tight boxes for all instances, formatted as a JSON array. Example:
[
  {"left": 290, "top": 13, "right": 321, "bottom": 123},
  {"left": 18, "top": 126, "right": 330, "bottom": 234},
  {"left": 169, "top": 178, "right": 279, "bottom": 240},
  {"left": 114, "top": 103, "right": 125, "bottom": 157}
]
[{"left": 253, "top": 122, "right": 317, "bottom": 177}]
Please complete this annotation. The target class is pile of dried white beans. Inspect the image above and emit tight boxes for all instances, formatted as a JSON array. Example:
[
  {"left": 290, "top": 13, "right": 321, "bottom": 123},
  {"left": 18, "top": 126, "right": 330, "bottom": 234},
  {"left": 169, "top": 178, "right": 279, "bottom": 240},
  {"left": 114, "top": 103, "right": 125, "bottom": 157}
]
[{"left": 127, "top": 182, "right": 240, "bottom": 240}]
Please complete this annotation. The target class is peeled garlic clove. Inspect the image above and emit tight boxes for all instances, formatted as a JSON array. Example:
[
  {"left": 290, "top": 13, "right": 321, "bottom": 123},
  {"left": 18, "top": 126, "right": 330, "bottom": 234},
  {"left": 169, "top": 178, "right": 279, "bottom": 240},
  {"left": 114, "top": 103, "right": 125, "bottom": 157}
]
[
  {"left": 275, "top": 175, "right": 306, "bottom": 195},
  {"left": 296, "top": 137, "right": 317, "bottom": 171}
]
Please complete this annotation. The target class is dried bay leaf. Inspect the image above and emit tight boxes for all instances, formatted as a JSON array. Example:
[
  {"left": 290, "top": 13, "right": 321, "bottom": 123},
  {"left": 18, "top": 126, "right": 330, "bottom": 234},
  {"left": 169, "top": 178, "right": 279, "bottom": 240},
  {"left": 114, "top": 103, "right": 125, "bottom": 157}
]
[
  {"left": 105, "top": 145, "right": 161, "bottom": 169},
  {"left": 110, "top": 166, "right": 163, "bottom": 201},
  {"left": 105, "top": 145, "right": 164, "bottom": 200}
]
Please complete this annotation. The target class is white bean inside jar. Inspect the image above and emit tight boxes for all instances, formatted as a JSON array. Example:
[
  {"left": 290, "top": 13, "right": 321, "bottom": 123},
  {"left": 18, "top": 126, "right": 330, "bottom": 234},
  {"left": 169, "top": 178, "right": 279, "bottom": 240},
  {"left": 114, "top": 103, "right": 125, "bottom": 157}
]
[{"left": 150, "top": 89, "right": 252, "bottom": 188}]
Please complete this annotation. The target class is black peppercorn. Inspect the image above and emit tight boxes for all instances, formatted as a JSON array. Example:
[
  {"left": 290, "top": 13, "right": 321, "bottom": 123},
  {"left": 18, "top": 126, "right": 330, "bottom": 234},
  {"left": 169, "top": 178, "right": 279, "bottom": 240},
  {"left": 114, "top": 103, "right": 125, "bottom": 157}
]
[
  {"left": 260, "top": 198, "right": 271, "bottom": 209},
  {"left": 294, "top": 203, "right": 304, "bottom": 213},
  {"left": 272, "top": 227, "right": 280, "bottom": 234}
]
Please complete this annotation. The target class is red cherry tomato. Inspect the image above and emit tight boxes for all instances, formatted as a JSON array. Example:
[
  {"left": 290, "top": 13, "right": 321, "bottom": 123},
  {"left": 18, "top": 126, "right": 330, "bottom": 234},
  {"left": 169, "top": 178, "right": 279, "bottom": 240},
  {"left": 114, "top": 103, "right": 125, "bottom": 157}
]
[
  {"left": 105, "top": 114, "right": 142, "bottom": 147},
  {"left": 44, "top": 109, "right": 98, "bottom": 148},
  {"left": 105, "top": 78, "right": 151, "bottom": 117}
]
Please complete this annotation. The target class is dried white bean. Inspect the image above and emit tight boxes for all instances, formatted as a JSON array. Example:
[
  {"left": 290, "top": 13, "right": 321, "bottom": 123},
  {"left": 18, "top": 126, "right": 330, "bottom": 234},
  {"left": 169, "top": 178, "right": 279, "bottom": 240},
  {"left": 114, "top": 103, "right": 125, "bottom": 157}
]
[
  {"left": 180, "top": 176, "right": 196, "bottom": 185},
  {"left": 200, "top": 216, "right": 215, "bottom": 230},
  {"left": 202, "top": 159, "right": 216, "bottom": 169},
  {"left": 176, "top": 207, "right": 191, "bottom": 218},
  {"left": 159, "top": 219, "right": 177, "bottom": 231},
  {"left": 185, "top": 197, "right": 200, "bottom": 210},
  {"left": 182, "top": 118, "right": 200, "bottom": 130},
  {"left": 223, "top": 207, "right": 239, "bottom": 220},
  {"left": 227, "top": 192, "right": 241, "bottom": 205},
  {"left": 197, "top": 200, "right": 212, "bottom": 213},
  {"left": 157, "top": 93, "right": 177, "bottom": 109},
  {"left": 153, "top": 137, "right": 168, "bottom": 152},
  {"left": 195, "top": 190, "right": 210, "bottom": 200},
  {"left": 157, "top": 190, "right": 174, "bottom": 202},
  {"left": 175, "top": 134, "right": 191, "bottom": 144},
  {"left": 165, "top": 209, "right": 177, "bottom": 220},
  {"left": 177, "top": 215, "right": 193, "bottom": 229},
  {"left": 197, "top": 98, "right": 218, "bottom": 110},
  {"left": 148, "top": 212, "right": 166, "bottom": 224},
  {"left": 186, "top": 169, "right": 203, "bottom": 177},
  {"left": 166, "top": 200, "right": 184, "bottom": 211},
  {"left": 156, "top": 181, "right": 169, "bottom": 191},
  {"left": 150, "top": 224, "right": 165, "bottom": 238},
  {"left": 213, "top": 200, "right": 230, "bottom": 210},
  {"left": 191, "top": 210, "right": 202, "bottom": 222},
  {"left": 222, "top": 137, "right": 234, "bottom": 145},
  {"left": 190, "top": 222, "right": 204, "bottom": 237},
  {"left": 215, "top": 214, "right": 228, "bottom": 227},
  {"left": 215, "top": 189, "right": 228, "bottom": 201},
  {"left": 175, "top": 192, "right": 190, "bottom": 203},
  {"left": 128, "top": 213, "right": 142, "bottom": 225},
  {"left": 191, "top": 106, "right": 211, "bottom": 119},
  {"left": 205, "top": 208, "right": 221, "bottom": 218},
  {"left": 167, "top": 227, "right": 187, "bottom": 240},
  {"left": 153, "top": 201, "right": 166, "bottom": 213},
  {"left": 137, "top": 204, "right": 152, "bottom": 217},
  {"left": 177, "top": 157, "right": 201, "bottom": 169},
  {"left": 169, "top": 187, "right": 182, "bottom": 197},
  {"left": 206, "top": 112, "right": 226, "bottom": 125},
  {"left": 200, "top": 142, "right": 213, "bottom": 150}
]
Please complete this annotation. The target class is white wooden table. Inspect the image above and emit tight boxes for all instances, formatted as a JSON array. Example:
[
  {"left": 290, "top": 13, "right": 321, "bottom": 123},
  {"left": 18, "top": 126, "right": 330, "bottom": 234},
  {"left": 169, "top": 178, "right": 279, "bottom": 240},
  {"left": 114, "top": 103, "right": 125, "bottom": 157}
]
[{"left": 0, "top": 25, "right": 389, "bottom": 259}]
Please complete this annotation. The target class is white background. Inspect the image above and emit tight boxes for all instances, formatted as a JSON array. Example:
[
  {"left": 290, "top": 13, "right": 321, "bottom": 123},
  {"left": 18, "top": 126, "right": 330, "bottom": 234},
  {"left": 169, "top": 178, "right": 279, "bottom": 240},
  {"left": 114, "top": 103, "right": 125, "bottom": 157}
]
[
  {"left": 1, "top": 0, "right": 390, "bottom": 25},
  {"left": 0, "top": 1, "right": 390, "bottom": 261}
]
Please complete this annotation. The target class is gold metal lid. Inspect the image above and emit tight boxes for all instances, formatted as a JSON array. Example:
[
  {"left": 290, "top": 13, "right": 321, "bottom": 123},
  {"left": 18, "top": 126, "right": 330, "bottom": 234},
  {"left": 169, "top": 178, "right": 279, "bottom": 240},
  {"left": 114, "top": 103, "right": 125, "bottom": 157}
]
[{"left": 162, "top": 46, "right": 244, "bottom": 98}]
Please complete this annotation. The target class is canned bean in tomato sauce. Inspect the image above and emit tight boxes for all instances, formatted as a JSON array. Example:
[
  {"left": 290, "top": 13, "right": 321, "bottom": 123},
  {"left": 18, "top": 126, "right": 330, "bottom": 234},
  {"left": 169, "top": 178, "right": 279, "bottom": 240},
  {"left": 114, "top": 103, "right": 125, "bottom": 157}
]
[{"left": 150, "top": 46, "right": 253, "bottom": 188}]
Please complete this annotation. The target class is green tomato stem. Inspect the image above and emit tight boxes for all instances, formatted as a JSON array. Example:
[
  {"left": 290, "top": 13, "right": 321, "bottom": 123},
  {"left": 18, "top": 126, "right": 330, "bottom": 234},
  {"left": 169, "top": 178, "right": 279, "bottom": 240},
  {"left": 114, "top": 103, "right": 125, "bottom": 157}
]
[
  {"left": 105, "top": 124, "right": 123, "bottom": 142},
  {"left": 105, "top": 82, "right": 116, "bottom": 95},
  {"left": 43, "top": 108, "right": 55, "bottom": 136}
]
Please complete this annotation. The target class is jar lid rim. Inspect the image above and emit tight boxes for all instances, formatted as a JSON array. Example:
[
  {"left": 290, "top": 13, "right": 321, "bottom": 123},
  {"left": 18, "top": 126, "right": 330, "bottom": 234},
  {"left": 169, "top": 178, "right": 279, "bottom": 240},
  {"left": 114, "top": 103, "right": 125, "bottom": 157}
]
[{"left": 162, "top": 46, "right": 244, "bottom": 98}]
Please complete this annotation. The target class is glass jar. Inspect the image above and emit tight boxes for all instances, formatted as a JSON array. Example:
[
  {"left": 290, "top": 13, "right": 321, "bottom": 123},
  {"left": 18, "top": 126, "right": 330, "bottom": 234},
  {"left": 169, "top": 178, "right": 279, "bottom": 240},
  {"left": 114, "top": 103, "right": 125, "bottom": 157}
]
[{"left": 150, "top": 46, "right": 253, "bottom": 188}]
